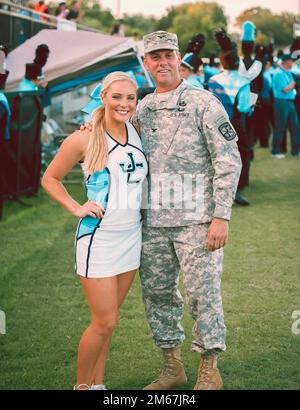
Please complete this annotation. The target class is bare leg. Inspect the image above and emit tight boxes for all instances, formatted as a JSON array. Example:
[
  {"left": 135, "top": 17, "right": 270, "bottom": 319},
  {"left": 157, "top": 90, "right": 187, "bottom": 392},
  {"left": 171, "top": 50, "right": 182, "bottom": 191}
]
[
  {"left": 91, "top": 269, "right": 137, "bottom": 385},
  {"left": 75, "top": 276, "right": 119, "bottom": 388}
]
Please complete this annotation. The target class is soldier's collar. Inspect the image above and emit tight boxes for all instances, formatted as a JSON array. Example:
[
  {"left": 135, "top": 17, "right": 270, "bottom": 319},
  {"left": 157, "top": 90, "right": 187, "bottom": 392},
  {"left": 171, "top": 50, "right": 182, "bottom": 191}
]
[{"left": 147, "top": 80, "right": 188, "bottom": 110}]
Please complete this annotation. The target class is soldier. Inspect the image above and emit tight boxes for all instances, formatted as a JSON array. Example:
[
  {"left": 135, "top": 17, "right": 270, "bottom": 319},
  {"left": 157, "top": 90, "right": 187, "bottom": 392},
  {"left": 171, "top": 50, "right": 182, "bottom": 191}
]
[{"left": 133, "top": 31, "right": 242, "bottom": 390}]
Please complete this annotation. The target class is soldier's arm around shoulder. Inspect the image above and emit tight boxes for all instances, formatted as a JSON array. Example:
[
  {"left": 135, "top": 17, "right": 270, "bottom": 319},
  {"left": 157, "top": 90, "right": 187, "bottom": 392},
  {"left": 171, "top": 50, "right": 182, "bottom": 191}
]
[
  {"left": 130, "top": 94, "right": 149, "bottom": 133},
  {"left": 130, "top": 110, "right": 140, "bottom": 134},
  {"left": 198, "top": 94, "right": 242, "bottom": 220}
]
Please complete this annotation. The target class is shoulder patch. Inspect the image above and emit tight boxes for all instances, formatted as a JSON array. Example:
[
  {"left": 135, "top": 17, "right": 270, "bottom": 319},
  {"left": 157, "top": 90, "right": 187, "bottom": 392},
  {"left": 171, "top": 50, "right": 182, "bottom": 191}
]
[{"left": 218, "top": 122, "right": 237, "bottom": 141}]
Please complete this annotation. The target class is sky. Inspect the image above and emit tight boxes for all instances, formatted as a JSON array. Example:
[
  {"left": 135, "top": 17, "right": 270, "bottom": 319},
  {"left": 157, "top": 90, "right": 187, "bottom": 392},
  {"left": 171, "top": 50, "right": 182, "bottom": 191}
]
[{"left": 101, "top": 0, "right": 299, "bottom": 28}]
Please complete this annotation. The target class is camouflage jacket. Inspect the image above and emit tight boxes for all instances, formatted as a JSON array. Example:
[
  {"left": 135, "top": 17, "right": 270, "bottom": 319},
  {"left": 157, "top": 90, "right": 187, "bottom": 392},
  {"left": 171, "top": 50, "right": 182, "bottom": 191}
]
[{"left": 132, "top": 80, "right": 242, "bottom": 227}]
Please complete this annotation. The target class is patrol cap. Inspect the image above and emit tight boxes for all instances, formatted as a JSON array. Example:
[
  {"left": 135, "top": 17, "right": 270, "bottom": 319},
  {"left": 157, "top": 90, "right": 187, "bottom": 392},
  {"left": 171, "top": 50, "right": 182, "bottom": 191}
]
[
  {"left": 143, "top": 31, "right": 179, "bottom": 54},
  {"left": 215, "top": 28, "right": 239, "bottom": 70}
]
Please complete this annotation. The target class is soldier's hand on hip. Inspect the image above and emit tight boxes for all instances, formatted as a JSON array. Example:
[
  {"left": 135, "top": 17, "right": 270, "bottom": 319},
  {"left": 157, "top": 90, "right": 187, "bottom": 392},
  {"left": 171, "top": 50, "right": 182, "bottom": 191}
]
[{"left": 207, "top": 218, "right": 229, "bottom": 251}]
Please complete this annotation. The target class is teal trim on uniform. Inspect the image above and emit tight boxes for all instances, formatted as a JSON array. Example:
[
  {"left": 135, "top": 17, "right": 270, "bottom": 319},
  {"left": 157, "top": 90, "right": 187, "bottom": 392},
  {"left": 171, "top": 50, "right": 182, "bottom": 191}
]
[
  {"left": 208, "top": 71, "right": 251, "bottom": 119},
  {"left": 77, "top": 167, "right": 110, "bottom": 238},
  {"left": 84, "top": 168, "right": 111, "bottom": 278},
  {"left": 242, "top": 21, "right": 256, "bottom": 42},
  {"left": 181, "top": 53, "right": 194, "bottom": 70},
  {"left": 18, "top": 78, "right": 38, "bottom": 91},
  {"left": 0, "top": 91, "right": 11, "bottom": 140},
  {"left": 186, "top": 75, "right": 204, "bottom": 90},
  {"left": 203, "top": 65, "right": 220, "bottom": 83},
  {"left": 261, "top": 69, "right": 273, "bottom": 100},
  {"left": 273, "top": 67, "right": 296, "bottom": 100}
]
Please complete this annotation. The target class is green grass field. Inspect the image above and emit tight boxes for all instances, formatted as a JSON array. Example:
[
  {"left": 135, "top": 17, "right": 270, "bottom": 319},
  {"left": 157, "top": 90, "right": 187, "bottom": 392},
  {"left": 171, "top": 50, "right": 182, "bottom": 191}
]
[{"left": 0, "top": 146, "right": 299, "bottom": 390}]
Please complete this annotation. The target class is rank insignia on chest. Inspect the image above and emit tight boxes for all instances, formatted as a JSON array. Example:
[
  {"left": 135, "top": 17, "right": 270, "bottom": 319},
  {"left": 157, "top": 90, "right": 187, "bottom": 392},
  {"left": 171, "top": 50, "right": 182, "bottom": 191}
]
[{"left": 218, "top": 122, "right": 237, "bottom": 141}]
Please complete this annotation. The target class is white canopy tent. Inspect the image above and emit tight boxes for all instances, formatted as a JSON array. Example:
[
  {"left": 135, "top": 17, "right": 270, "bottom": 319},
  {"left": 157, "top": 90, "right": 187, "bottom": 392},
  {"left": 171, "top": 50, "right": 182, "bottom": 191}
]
[{"left": 5, "top": 29, "right": 150, "bottom": 94}]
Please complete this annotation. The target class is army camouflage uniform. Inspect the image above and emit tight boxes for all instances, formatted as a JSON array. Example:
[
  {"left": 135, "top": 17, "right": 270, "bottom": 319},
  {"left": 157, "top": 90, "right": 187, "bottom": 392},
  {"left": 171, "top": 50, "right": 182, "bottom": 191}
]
[{"left": 133, "top": 80, "right": 242, "bottom": 354}]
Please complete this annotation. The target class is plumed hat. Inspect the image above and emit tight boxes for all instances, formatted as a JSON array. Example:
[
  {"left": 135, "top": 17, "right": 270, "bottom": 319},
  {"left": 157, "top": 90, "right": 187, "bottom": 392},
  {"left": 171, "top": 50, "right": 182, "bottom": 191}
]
[
  {"left": 215, "top": 28, "right": 239, "bottom": 70},
  {"left": 25, "top": 63, "right": 42, "bottom": 80},
  {"left": 242, "top": 21, "right": 256, "bottom": 42},
  {"left": 33, "top": 44, "right": 50, "bottom": 67},
  {"left": 181, "top": 33, "right": 205, "bottom": 73}
]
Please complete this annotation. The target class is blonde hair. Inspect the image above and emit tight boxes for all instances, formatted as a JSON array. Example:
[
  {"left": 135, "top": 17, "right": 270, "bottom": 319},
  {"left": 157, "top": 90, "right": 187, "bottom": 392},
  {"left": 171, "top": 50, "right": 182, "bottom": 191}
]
[{"left": 84, "top": 71, "right": 137, "bottom": 174}]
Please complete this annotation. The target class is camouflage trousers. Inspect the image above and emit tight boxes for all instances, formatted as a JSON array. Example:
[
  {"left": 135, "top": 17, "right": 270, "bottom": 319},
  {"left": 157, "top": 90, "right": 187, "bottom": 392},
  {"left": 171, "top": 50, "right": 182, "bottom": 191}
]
[{"left": 139, "top": 224, "right": 226, "bottom": 354}]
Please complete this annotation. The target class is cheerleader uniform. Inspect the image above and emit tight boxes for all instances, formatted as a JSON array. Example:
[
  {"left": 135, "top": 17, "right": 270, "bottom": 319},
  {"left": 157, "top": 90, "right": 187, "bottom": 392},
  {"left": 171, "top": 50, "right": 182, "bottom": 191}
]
[{"left": 75, "top": 121, "right": 148, "bottom": 278}]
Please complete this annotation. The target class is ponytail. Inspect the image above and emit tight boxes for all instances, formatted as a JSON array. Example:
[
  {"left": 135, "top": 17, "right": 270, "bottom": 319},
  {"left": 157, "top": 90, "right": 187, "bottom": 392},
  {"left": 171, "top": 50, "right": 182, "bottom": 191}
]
[{"left": 84, "top": 106, "right": 108, "bottom": 174}]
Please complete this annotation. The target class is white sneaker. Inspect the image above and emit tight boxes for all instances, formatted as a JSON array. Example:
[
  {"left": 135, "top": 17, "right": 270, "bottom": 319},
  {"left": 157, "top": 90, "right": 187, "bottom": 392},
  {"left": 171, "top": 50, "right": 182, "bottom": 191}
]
[
  {"left": 73, "top": 384, "right": 90, "bottom": 390},
  {"left": 74, "top": 383, "right": 107, "bottom": 390},
  {"left": 272, "top": 153, "right": 285, "bottom": 159},
  {"left": 90, "top": 384, "right": 107, "bottom": 390}
]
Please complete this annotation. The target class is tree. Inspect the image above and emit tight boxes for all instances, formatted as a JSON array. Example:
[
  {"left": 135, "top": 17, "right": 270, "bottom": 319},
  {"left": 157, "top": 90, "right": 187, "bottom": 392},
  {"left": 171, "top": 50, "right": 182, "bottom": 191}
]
[
  {"left": 235, "top": 7, "right": 295, "bottom": 47},
  {"left": 80, "top": 2, "right": 115, "bottom": 32},
  {"left": 122, "top": 14, "right": 158, "bottom": 39},
  {"left": 80, "top": 4, "right": 159, "bottom": 37},
  {"left": 156, "top": 2, "right": 228, "bottom": 56}
]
